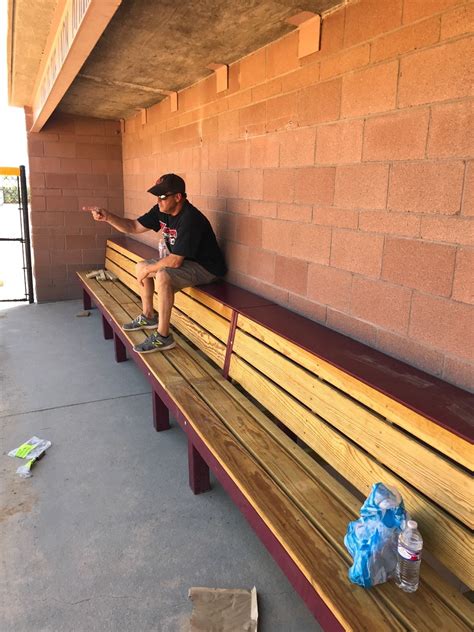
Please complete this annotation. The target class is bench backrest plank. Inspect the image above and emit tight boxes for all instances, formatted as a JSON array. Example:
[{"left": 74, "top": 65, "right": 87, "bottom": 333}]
[{"left": 236, "top": 315, "right": 473, "bottom": 470}]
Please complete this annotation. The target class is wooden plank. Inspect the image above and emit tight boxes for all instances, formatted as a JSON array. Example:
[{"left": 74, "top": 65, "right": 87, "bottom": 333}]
[
  {"left": 228, "top": 353, "right": 474, "bottom": 588},
  {"left": 165, "top": 350, "right": 469, "bottom": 630},
  {"left": 237, "top": 316, "right": 473, "bottom": 470},
  {"left": 107, "top": 239, "right": 143, "bottom": 264},
  {"left": 105, "top": 259, "right": 141, "bottom": 295},
  {"left": 167, "top": 382, "right": 406, "bottom": 632},
  {"left": 106, "top": 246, "right": 138, "bottom": 277},
  {"left": 170, "top": 308, "right": 226, "bottom": 369},
  {"left": 182, "top": 286, "right": 233, "bottom": 320},
  {"left": 173, "top": 291, "right": 230, "bottom": 343},
  {"left": 232, "top": 328, "right": 473, "bottom": 529}
]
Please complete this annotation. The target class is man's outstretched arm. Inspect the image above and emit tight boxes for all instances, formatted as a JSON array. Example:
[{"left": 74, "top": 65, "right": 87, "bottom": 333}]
[{"left": 83, "top": 206, "right": 149, "bottom": 234}]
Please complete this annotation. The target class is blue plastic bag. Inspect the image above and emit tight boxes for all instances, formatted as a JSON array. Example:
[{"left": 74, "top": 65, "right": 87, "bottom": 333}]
[{"left": 344, "top": 483, "right": 406, "bottom": 588}]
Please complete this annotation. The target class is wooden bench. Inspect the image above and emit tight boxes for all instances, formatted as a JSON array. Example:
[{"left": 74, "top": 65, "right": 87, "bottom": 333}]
[{"left": 78, "top": 236, "right": 474, "bottom": 631}]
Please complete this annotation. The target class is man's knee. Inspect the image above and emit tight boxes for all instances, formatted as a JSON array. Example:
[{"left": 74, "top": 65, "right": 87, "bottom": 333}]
[{"left": 154, "top": 269, "right": 172, "bottom": 289}]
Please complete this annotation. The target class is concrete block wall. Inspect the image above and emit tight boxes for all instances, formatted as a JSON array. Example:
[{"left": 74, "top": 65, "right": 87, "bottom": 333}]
[
  {"left": 27, "top": 112, "right": 124, "bottom": 301},
  {"left": 121, "top": 0, "right": 473, "bottom": 390}
]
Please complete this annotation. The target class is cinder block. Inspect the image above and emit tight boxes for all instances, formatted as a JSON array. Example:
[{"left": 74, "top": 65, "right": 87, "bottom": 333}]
[
  {"left": 201, "top": 171, "right": 218, "bottom": 197},
  {"left": 344, "top": 0, "right": 403, "bottom": 47},
  {"left": 403, "top": 0, "right": 463, "bottom": 25},
  {"left": 363, "top": 108, "right": 430, "bottom": 161},
  {"left": 320, "top": 44, "right": 370, "bottom": 81},
  {"left": 266, "top": 93, "right": 298, "bottom": 132},
  {"left": 280, "top": 127, "right": 316, "bottom": 168},
  {"left": 421, "top": 216, "right": 474, "bottom": 246},
  {"left": 238, "top": 169, "right": 264, "bottom": 200},
  {"left": 428, "top": 101, "right": 473, "bottom": 158},
  {"left": 370, "top": 17, "right": 440, "bottom": 63},
  {"left": 316, "top": 119, "right": 363, "bottom": 164},
  {"left": 382, "top": 237, "right": 456, "bottom": 295},
  {"left": 295, "top": 166, "right": 335, "bottom": 205},
  {"left": 409, "top": 292, "right": 473, "bottom": 359},
  {"left": 45, "top": 173, "right": 78, "bottom": 189},
  {"left": 253, "top": 248, "right": 276, "bottom": 284},
  {"left": 250, "top": 135, "right": 280, "bottom": 168},
  {"left": 308, "top": 263, "right": 352, "bottom": 311},
  {"left": 334, "top": 163, "right": 389, "bottom": 209},
  {"left": 266, "top": 31, "right": 300, "bottom": 79},
  {"left": 452, "top": 248, "right": 474, "bottom": 304},
  {"left": 228, "top": 141, "right": 250, "bottom": 169},
  {"left": 341, "top": 61, "right": 398, "bottom": 117},
  {"left": 331, "top": 229, "right": 384, "bottom": 277},
  {"left": 398, "top": 38, "right": 472, "bottom": 107},
  {"left": 234, "top": 215, "right": 262, "bottom": 248},
  {"left": 351, "top": 277, "right": 412, "bottom": 334},
  {"left": 278, "top": 203, "right": 312, "bottom": 222},
  {"left": 262, "top": 219, "right": 293, "bottom": 255},
  {"left": 462, "top": 161, "right": 474, "bottom": 216},
  {"left": 217, "top": 171, "right": 239, "bottom": 198},
  {"left": 297, "top": 79, "right": 342, "bottom": 126},
  {"left": 388, "top": 161, "right": 464, "bottom": 214},
  {"left": 263, "top": 168, "right": 296, "bottom": 203},
  {"left": 359, "top": 210, "right": 421, "bottom": 237},
  {"left": 250, "top": 201, "right": 278, "bottom": 218},
  {"left": 275, "top": 255, "right": 308, "bottom": 295},
  {"left": 441, "top": 3, "right": 474, "bottom": 39},
  {"left": 442, "top": 356, "right": 474, "bottom": 392},
  {"left": 289, "top": 294, "right": 327, "bottom": 324},
  {"left": 291, "top": 223, "right": 332, "bottom": 265},
  {"left": 313, "top": 206, "right": 358, "bottom": 229},
  {"left": 240, "top": 49, "right": 266, "bottom": 89}
]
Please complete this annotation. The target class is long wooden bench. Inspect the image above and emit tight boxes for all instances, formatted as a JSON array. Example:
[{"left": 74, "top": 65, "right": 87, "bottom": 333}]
[{"left": 78, "top": 236, "right": 474, "bottom": 631}]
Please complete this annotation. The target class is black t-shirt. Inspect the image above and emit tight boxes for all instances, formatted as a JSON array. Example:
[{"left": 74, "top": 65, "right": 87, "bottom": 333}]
[{"left": 137, "top": 200, "right": 227, "bottom": 277}]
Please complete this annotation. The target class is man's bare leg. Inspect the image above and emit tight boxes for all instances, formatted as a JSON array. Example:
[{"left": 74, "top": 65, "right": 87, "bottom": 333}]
[
  {"left": 136, "top": 261, "right": 155, "bottom": 318},
  {"left": 155, "top": 270, "right": 174, "bottom": 337}
]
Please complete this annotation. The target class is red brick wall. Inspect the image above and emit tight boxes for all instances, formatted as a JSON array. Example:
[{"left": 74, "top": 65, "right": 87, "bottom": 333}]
[
  {"left": 27, "top": 112, "right": 123, "bottom": 301},
  {"left": 128, "top": 0, "right": 471, "bottom": 389}
]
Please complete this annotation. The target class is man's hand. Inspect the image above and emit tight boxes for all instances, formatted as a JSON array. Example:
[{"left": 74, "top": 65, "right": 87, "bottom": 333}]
[
  {"left": 137, "top": 263, "right": 152, "bottom": 287},
  {"left": 83, "top": 206, "right": 108, "bottom": 222}
]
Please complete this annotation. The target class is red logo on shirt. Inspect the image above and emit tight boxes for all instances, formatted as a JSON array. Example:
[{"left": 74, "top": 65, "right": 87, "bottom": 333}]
[{"left": 159, "top": 221, "right": 177, "bottom": 245}]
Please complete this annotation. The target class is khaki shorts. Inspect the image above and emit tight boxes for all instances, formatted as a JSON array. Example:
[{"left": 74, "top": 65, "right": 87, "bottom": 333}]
[{"left": 144, "top": 259, "right": 218, "bottom": 292}]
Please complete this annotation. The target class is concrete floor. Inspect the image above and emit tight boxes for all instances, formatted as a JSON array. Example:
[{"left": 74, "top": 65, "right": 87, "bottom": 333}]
[{"left": 0, "top": 300, "right": 320, "bottom": 632}]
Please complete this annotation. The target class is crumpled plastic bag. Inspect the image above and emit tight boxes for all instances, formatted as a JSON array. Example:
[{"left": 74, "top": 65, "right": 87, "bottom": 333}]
[{"left": 344, "top": 482, "right": 406, "bottom": 588}]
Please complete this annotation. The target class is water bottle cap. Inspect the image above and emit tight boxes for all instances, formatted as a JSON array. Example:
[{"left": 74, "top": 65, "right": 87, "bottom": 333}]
[{"left": 407, "top": 519, "right": 418, "bottom": 529}]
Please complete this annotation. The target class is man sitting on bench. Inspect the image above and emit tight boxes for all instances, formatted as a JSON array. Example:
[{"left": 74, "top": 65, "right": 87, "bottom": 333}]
[{"left": 86, "top": 173, "right": 227, "bottom": 353}]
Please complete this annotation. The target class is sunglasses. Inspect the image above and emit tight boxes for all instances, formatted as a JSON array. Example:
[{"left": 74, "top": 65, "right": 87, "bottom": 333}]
[{"left": 157, "top": 192, "right": 177, "bottom": 200}]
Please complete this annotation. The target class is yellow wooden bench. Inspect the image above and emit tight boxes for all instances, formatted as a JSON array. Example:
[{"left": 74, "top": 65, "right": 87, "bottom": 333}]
[{"left": 77, "top": 237, "right": 474, "bottom": 631}]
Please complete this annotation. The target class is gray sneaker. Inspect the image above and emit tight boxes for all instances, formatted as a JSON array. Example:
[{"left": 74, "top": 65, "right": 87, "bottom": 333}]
[
  {"left": 133, "top": 332, "right": 176, "bottom": 354},
  {"left": 122, "top": 313, "right": 158, "bottom": 331}
]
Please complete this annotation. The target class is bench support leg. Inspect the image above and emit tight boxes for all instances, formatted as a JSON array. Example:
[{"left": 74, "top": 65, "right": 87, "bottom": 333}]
[
  {"left": 114, "top": 334, "right": 127, "bottom": 363},
  {"left": 102, "top": 316, "right": 113, "bottom": 340},
  {"left": 153, "top": 391, "right": 170, "bottom": 432},
  {"left": 83, "top": 289, "right": 92, "bottom": 310},
  {"left": 188, "top": 440, "right": 210, "bottom": 495}
]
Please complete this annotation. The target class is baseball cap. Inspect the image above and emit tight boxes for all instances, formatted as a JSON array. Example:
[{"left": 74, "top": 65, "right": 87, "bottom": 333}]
[{"left": 147, "top": 173, "right": 186, "bottom": 196}]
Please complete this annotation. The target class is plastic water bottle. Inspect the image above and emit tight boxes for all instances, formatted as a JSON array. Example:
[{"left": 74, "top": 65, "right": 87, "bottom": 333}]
[{"left": 396, "top": 520, "right": 423, "bottom": 592}]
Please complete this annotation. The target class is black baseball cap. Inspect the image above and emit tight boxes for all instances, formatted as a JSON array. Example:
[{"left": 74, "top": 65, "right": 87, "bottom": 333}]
[{"left": 147, "top": 173, "right": 186, "bottom": 196}]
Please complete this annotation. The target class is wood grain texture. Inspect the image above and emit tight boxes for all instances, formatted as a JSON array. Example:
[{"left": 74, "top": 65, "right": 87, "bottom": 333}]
[
  {"left": 237, "top": 316, "right": 473, "bottom": 471},
  {"left": 228, "top": 353, "right": 474, "bottom": 588},
  {"left": 77, "top": 271, "right": 473, "bottom": 627},
  {"left": 232, "top": 328, "right": 473, "bottom": 529}
]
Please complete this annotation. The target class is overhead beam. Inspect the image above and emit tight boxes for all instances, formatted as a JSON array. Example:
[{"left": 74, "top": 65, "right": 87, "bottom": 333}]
[{"left": 30, "top": 0, "right": 122, "bottom": 132}]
